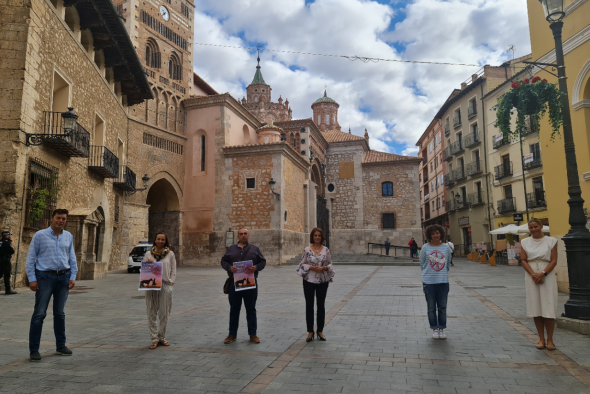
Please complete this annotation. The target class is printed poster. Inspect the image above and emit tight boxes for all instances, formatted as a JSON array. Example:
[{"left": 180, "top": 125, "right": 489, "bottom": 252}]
[
  {"left": 494, "top": 133, "right": 504, "bottom": 143},
  {"left": 138, "top": 261, "right": 162, "bottom": 291},
  {"left": 234, "top": 260, "right": 256, "bottom": 291}
]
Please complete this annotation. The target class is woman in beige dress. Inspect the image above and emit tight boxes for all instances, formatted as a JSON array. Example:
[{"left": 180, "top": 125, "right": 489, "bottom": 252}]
[{"left": 520, "top": 218, "right": 558, "bottom": 350}]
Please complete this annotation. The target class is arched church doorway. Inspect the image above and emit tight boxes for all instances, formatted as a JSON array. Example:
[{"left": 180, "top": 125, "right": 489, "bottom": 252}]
[{"left": 146, "top": 178, "right": 181, "bottom": 254}]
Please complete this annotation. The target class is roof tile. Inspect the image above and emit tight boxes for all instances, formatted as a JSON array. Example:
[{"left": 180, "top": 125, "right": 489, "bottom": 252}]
[
  {"left": 363, "top": 150, "right": 419, "bottom": 164},
  {"left": 323, "top": 129, "right": 365, "bottom": 143}
]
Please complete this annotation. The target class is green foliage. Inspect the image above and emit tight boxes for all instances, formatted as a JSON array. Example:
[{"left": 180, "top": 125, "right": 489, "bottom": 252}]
[
  {"left": 30, "top": 189, "right": 50, "bottom": 225},
  {"left": 493, "top": 78, "right": 564, "bottom": 141}
]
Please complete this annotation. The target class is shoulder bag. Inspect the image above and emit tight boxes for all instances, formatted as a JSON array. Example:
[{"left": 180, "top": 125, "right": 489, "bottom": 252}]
[{"left": 223, "top": 244, "right": 253, "bottom": 294}]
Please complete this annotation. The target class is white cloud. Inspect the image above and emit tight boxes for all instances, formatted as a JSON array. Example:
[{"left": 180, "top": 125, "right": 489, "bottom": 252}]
[{"left": 192, "top": 0, "right": 531, "bottom": 154}]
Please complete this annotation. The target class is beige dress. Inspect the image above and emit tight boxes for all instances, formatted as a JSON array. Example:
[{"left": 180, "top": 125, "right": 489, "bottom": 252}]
[{"left": 521, "top": 236, "right": 558, "bottom": 319}]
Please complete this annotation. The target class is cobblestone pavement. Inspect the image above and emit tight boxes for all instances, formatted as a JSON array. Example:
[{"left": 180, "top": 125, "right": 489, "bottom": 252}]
[{"left": 2, "top": 258, "right": 590, "bottom": 393}]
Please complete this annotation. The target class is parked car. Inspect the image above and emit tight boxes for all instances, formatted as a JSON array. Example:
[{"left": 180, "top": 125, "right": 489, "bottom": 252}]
[{"left": 128, "top": 242, "right": 152, "bottom": 273}]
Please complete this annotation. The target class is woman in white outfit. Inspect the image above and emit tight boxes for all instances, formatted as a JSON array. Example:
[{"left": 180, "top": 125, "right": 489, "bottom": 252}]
[
  {"left": 144, "top": 232, "right": 177, "bottom": 349},
  {"left": 520, "top": 218, "right": 558, "bottom": 350}
]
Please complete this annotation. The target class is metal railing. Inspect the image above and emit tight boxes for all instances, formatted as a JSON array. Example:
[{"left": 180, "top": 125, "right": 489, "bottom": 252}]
[
  {"left": 40, "top": 111, "right": 90, "bottom": 157},
  {"left": 521, "top": 118, "right": 538, "bottom": 137},
  {"left": 452, "top": 167, "right": 466, "bottom": 182},
  {"left": 494, "top": 162, "right": 513, "bottom": 180},
  {"left": 113, "top": 165, "right": 137, "bottom": 192},
  {"left": 454, "top": 196, "right": 468, "bottom": 210},
  {"left": 444, "top": 124, "right": 450, "bottom": 136},
  {"left": 464, "top": 130, "right": 480, "bottom": 148},
  {"left": 453, "top": 115, "right": 462, "bottom": 128},
  {"left": 422, "top": 157, "right": 427, "bottom": 167},
  {"left": 367, "top": 243, "right": 420, "bottom": 258},
  {"left": 468, "top": 191, "right": 485, "bottom": 206},
  {"left": 443, "top": 146, "right": 453, "bottom": 161},
  {"left": 450, "top": 140, "right": 464, "bottom": 155},
  {"left": 497, "top": 198, "right": 516, "bottom": 214},
  {"left": 446, "top": 201, "right": 453, "bottom": 211},
  {"left": 526, "top": 191, "right": 547, "bottom": 209},
  {"left": 88, "top": 146, "right": 119, "bottom": 178},
  {"left": 425, "top": 211, "right": 431, "bottom": 220},
  {"left": 524, "top": 155, "right": 543, "bottom": 170},
  {"left": 493, "top": 135, "right": 511, "bottom": 150},
  {"left": 444, "top": 171, "right": 454, "bottom": 186},
  {"left": 466, "top": 160, "right": 482, "bottom": 176},
  {"left": 468, "top": 105, "right": 477, "bottom": 119},
  {"left": 423, "top": 174, "right": 429, "bottom": 184}
]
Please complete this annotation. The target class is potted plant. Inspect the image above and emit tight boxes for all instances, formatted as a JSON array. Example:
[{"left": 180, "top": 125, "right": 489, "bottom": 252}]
[{"left": 494, "top": 76, "right": 564, "bottom": 140}]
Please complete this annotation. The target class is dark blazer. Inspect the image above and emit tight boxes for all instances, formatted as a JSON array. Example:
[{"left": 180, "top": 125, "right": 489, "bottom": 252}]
[{"left": 221, "top": 243, "right": 266, "bottom": 278}]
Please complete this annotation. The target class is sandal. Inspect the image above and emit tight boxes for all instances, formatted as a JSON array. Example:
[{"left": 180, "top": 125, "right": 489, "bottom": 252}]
[
  {"left": 536, "top": 342, "right": 546, "bottom": 349},
  {"left": 547, "top": 343, "right": 556, "bottom": 351},
  {"left": 159, "top": 339, "right": 170, "bottom": 347},
  {"left": 149, "top": 341, "right": 158, "bottom": 349}
]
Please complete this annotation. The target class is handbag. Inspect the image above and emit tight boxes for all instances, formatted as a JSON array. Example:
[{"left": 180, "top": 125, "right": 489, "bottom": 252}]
[{"left": 223, "top": 244, "right": 253, "bottom": 294}]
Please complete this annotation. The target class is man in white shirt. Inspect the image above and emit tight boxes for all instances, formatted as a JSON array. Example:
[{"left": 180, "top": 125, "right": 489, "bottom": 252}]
[{"left": 447, "top": 238, "right": 455, "bottom": 267}]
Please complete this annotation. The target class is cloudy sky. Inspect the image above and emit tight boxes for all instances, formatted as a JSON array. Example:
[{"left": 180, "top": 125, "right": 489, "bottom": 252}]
[{"left": 191, "top": 0, "right": 532, "bottom": 156}]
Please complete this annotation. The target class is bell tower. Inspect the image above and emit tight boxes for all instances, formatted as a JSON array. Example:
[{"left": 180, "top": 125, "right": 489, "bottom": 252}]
[
  {"left": 246, "top": 50, "right": 272, "bottom": 104},
  {"left": 312, "top": 89, "right": 340, "bottom": 132}
]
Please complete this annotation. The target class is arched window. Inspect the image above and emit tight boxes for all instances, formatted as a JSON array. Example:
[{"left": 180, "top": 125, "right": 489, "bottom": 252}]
[
  {"left": 382, "top": 182, "right": 393, "bottom": 197},
  {"left": 200, "top": 135, "right": 206, "bottom": 171},
  {"left": 145, "top": 39, "right": 161, "bottom": 69},
  {"left": 254, "top": 96, "right": 259, "bottom": 103},
  {"left": 169, "top": 52, "right": 182, "bottom": 81}
]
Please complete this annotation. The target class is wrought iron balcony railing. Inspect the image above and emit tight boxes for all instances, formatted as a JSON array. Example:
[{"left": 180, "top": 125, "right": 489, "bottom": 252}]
[
  {"left": 494, "top": 162, "right": 513, "bottom": 180},
  {"left": 468, "top": 105, "right": 477, "bottom": 119},
  {"left": 446, "top": 201, "right": 454, "bottom": 211},
  {"left": 526, "top": 191, "right": 547, "bottom": 209},
  {"left": 497, "top": 198, "right": 517, "bottom": 214},
  {"left": 464, "top": 130, "right": 480, "bottom": 148},
  {"left": 113, "top": 165, "right": 137, "bottom": 192},
  {"left": 521, "top": 118, "right": 538, "bottom": 137},
  {"left": 493, "top": 134, "right": 511, "bottom": 150},
  {"left": 466, "top": 160, "right": 482, "bottom": 176},
  {"left": 27, "top": 111, "right": 91, "bottom": 157},
  {"left": 89, "top": 146, "right": 119, "bottom": 178},
  {"left": 444, "top": 124, "right": 450, "bottom": 136},
  {"left": 524, "top": 155, "right": 543, "bottom": 171},
  {"left": 422, "top": 157, "right": 427, "bottom": 167},
  {"left": 424, "top": 194, "right": 430, "bottom": 201},
  {"left": 443, "top": 146, "right": 452, "bottom": 162},
  {"left": 444, "top": 172, "right": 454, "bottom": 186},
  {"left": 455, "top": 197, "right": 468, "bottom": 210},
  {"left": 453, "top": 115, "right": 462, "bottom": 128},
  {"left": 468, "top": 192, "right": 485, "bottom": 206},
  {"left": 452, "top": 167, "right": 466, "bottom": 182},
  {"left": 450, "top": 140, "right": 464, "bottom": 155}
]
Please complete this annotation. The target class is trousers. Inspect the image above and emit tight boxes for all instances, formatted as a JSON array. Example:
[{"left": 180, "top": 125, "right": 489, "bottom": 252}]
[
  {"left": 29, "top": 270, "right": 70, "bottom": 352},
  {"left": 303, "top": 280, "right": 329, "bottom": 333},
  {"left": 228, "top": 281, "right": 258, "bottom": 336},
  {"left": 423, "top": 282, "right": 449, "bottom": 330},
  {"left": 145, "top": 282, "right": 173, "bottom": 341},
  {"left": 0, "top": 259, "right": 11, "bottom": 291}
]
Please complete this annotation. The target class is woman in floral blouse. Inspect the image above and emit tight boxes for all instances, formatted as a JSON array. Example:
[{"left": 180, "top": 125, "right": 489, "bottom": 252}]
[{"left": 297, "top": 228, "right": 335, "bottom": 342}]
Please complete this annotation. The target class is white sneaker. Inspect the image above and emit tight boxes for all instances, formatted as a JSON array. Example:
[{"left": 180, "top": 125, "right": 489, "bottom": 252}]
[
  {"left": 432, "top": 329, "right": 440, "bottom": 339},
  {"left": 439, "top": 329, "right": 447, "bottom": 339}
]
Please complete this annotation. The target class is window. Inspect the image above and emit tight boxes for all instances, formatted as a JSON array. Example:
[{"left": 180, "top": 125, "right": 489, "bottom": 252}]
[
  {"left": 382, "top": 213, "right": 396, "bottom": 229},
  {"left": 181, "top": 3, "right": 190, "bottom": 18},
  {"left": 254, "top": 96, "right": 258, "bottom": 103},
  {"left": 326, "top": 114, "right": 330, "bottom": 125},
  {"left": 168, "top": 52, "right": 182, "bottom": 81},
  {"left": 246, "top": 178, "right": 255, "bottom": 189},
  {"left": 301, "top": 151, "right": 306, "bottom": 155},
  {"left": 382, "top": 182, "right": 393, "bottom": 196},
  {"left": 25, "top": 159, "right": 59, "bottom": 229},
  {"left": 327, "top": 183, "right": 335, "bottom": 192},
  {"left": 530, "top": 142, "right": 541, "bottom": 160},
  {"left": 301, "top": 128, "right": 305, "bottom": 133},
  {"left": 145, "top": 38, "right": 161, "bottom": 69},
  {"left": 301, "top": 139, "right": 306, "bottom": 144},
  {"left": 504, "top": 185, "right": 513, "bottom": 199},
  {"left": 200, "top": 135, "right": 205, "bottom": 171},
  {"left": 140, "top": 10, "right": 188, "bottom": 50},
  {"left": 318, "top": 115, "right": 321, "bottom": 124},
  {"left": 115, "top": 195, "right": 120, "bottom": 223}
]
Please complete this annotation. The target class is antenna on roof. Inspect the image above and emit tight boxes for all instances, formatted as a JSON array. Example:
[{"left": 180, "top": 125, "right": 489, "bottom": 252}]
[
  {"left": 256, "top": 44, "right": 262, "bottom": 69},
  {"left": 349, "top": 126, "right": 351, "bottom": 134},
  {"left": 507, "top": 44, "right": 516, "bottom": 77}
]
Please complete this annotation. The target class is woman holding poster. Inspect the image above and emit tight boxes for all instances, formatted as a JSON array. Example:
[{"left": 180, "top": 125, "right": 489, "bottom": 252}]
[
  {"left": 144, "top": 232, "right": 177, "bottom": 349},
  {"left": 297, "top": 228, "right": 335, "bottom": 342}
]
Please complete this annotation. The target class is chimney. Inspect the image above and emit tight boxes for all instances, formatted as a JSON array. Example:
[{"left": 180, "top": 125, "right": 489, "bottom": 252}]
[
  {"left": 472, "top": 74, "right": 478, "bottom": 82},
  {"left": 461, "top": 82, "right": 467, "bottom": 90}
]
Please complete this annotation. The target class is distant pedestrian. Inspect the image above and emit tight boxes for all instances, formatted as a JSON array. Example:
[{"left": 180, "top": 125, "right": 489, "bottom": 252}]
[
  {"left": 447, "top": 238, "right": 455, "bottom": 267},
  {"left": 144, "top": 232, "right": 176, "bottom": 349},
  {"left": 297, "top": 228, "right": 335, "bottom": 342},
  {"left": 420, "top": 224, "right": 452, "bottom": 340},
  {"left": 384, "top": 238, "right": 390, "bottom": 256},
  {"left": 520, "top": 218, "right": 558, "bottom": 351},
  {"left": 0, "top": 231, "right": 17, "bottom": 295},
  {"left": 26, "top": 209, "right": 77, "bottom": 361},
  {"left": 409, "top": 237, "right": 418, "bottom": 259},
  {"left": 221, "top": 228, "right": 266, "bottom": 344}
]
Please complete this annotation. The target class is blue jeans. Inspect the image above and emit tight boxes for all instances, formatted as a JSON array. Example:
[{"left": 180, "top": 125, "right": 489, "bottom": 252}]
[
  {"left": 228, "top": 281, "right": 257, "bottom": 336},
  {"left": 29, "top": 270, "right": 70, "bottom": 352},
  {"left": 423, "top": 283, "right": 449, "bottom": 330}
]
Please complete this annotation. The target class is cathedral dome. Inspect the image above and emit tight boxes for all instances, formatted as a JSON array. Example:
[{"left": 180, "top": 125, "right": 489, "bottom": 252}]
[{"left": 313, "top": 91, "right": 337, "bottom": 104}]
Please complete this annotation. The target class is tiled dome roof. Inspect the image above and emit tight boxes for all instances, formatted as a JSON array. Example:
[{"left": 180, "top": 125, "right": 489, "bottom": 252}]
[{"left": 313, "top": 89, "right": 337, "bottom": 104}]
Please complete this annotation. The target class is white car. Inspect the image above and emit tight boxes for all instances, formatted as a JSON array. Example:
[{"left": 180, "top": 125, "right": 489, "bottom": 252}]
[{"left": 128, "top": 242, "right": 152, "bottom": 273}]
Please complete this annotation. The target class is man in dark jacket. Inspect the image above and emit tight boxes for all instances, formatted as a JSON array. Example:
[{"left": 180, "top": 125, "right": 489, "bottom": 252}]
[
  {"left": 0, "top": 231, "right": 17, "bottom": 295},
  {"left": 221, "top": 228, "right": 266, "bottom": 344}
]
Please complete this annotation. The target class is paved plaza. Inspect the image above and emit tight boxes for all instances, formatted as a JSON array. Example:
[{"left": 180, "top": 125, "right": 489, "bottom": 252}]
[{"left": 2, "top": 258, "right": 590, "bottom": 393}]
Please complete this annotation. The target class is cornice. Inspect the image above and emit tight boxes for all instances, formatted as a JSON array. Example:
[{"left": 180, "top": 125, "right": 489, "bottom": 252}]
[
  {"left": 183, "top": 93, "right": 262, "bottom": 129},
  {"left": 531, "top": 23, "right": 590, "bottom": 76},
  {"left": 275, "top": 119, "right": 328, "bottom": 149},
  {"left": 223, "top": 141, "right": 310, "bottom": 172},
  {"left": 129, "top": 118, "right": 188, "bottom": 140},
  {"left": 566, "top": 0, "right": 588, "bottom": 15}
]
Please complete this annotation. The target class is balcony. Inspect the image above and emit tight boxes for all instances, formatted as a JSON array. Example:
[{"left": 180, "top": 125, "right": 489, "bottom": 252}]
[
  {"left": 29, "top": 111, "right": 91, "bottom": 157},
  {"left": 494, "top": 162, "right": 513, "bottom": 180},
  {"left": 526, "top": 191, "right": 547, "bottom": 209},
  {"left": 524, "top": 155, "right": 543, "bottom": 171},
  {"left": 443, "top": 146, "right": 452, "bottom": 162},
  {"left": 425, "top": 194, "right": 430, "bottom": 202},
  {"left": 452, "top": 167, "right": 466, "bottom": 182},
  {"left": 468, "top": 105, "right": 477, "bottom": 119},
  {"left": 466, "top": 160, "right": 482, "bottom": 176},
  {"left": 422, "top": 157, "right": 427, "bottom": 167},
  {"left": 424, "top": 174, "right": 429, "bottom": 184},
  {"left": 446, "top": 201, "right": 454, "bottom": 211},
  {"left": 425, "top": 211, "right": 431, "bottom": 220},
  {"left": 464, "top": 130, "right": 480, "bottom": 148},
  {"left": 444, "top": 172, "right": 454, "bottom": 186},
  {"left": 521, "top": 118, "right": 538, "bottom": 137},
  {"left": 113, "top": 165, "right": 137, "bottom": 192},
  {"left": 450, "top": 140, "right": 464, "bottom": 155},
  {"left": 497, "top": 198, "right": 516, "bottom": 214},
  {"left": 444, "top": 124, "right": 450, "bottom": 136},
  {"left": 493, "top": 134, "right": 511, "bottom": 150},
  {"left": 468, "top": 192, "right": 485, "bottom": 206},
  {"left": 454, "top": 196, "right": 468, "bottom": 210},
  {"left": 453, "top": 115, "right": 462, "bottom": 128},
  {"left": 89, "top": 146, "right": 119, "bottom": 178}
]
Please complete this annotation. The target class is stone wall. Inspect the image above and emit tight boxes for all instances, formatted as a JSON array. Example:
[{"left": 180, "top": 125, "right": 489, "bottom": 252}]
[
  {"left": 329, "top": 228, "right": 424, "bottom": 255},
  {"left": 283, "top": 157, "right": 306, "bottom": 233}
]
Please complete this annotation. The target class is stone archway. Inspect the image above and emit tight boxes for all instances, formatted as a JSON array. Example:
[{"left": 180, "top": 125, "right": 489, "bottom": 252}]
[
  {"left": 146, "top": 178, "right": 181, "bottom": 255},
  {"left": 311, "top": 160, "right": 325, "bottom": 197}
]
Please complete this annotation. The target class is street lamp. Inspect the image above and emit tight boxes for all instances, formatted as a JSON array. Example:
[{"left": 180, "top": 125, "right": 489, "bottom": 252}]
[
  {"left": 61, "top": 107, "right": 78, "bottom": 133},
  {"left": 526, "top": 1, "right": 590, "bottom": 320},
  {"left": 125, "top": 174, "right": 150, "bottom": 196},
  {"left": 454, "top": 193, "right": 461, "bottom": 210},
  {"left": 269, "top": 178, "right": 280, "bottom": 200}
]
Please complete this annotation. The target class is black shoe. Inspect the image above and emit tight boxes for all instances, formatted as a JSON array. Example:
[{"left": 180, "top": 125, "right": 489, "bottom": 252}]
[
  {"left": 30, "top": 351, "right": 41, "bottom": 361},
  {"left": 5, "top": 290, "right": 17, "bottom": 295},
  {"left": 56, "top": 346, "right": 72, "bottom": 356},
  {"left": 306, "top": 333, "right": 315, "bottom": 342},
  {"left": 317, "top": 332, "right": 326, "bottom": 341}
]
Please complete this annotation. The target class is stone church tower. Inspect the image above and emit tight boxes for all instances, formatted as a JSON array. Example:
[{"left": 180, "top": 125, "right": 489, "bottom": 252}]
[
  {"left": 241, "top": 56, "right": 292, "bottom": 124},
  {"left": 312, "top": 90, "right": 341, "bottom": 131}
]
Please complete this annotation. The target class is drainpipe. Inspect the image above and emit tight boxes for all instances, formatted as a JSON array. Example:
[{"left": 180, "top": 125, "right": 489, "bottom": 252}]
[{"left": 480, "top": 84, "right": 494, "bottom": 248}]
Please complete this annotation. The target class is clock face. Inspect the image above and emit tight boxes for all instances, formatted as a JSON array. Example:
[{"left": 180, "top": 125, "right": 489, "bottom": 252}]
[{"left": 160, "top": 5, "right": 169, "bottom": 21}]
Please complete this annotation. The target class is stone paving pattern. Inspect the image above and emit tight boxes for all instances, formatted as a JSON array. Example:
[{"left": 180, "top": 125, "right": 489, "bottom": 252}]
[{"left": 2, "top": 258, "right": 590, "bottom": 393}]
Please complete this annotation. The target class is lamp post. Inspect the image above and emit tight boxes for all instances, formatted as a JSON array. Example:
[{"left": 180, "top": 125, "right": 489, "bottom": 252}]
[
  {"left": 125, "top": 174, "right": 151, "bottom": 196},
  {"left": 530, "top": 0, "right": 590, "bottom": 320},
  {"left": 61, "top": 108, "right": 78, "bottom": 133},
  {"left": 269, "top": 178, "right": 280, "bottom": 200}
]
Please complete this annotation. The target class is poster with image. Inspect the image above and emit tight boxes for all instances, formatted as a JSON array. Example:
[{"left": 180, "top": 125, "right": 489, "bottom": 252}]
[
  {"left": 138, "top": 261, "right": 162, "bottom": 291},
  {"left": 233, "top": 260, "right": 256, "bottom": 291}
]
